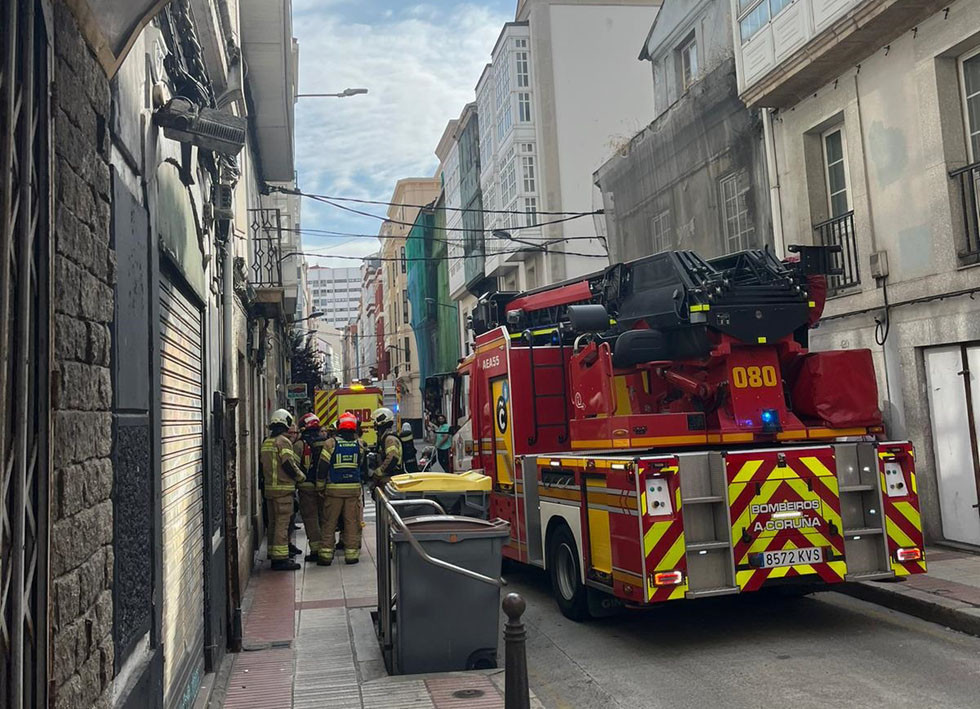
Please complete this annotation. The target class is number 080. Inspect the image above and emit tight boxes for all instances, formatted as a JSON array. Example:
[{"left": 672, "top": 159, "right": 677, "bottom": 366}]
[{"left": 731, "top": 365, "right": 778, "bottom": 389}]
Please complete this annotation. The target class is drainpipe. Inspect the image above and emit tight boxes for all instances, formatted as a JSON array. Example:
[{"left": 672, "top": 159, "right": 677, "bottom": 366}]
[{"left": 763, "top": 108, "right": 786, "bottom": 257}]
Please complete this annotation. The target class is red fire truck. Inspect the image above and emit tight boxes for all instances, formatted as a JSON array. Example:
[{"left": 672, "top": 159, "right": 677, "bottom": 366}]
[{"left": 448, "top": 246, "right": 925, "bottom": 619}]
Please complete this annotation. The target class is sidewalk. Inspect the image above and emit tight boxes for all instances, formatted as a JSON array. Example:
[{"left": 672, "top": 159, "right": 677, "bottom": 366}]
[
  {"left": 841, "top": 546, "right": 980, "bottom": 637},
  {"left": 208, "top": 500, "right": 543, "bottom": 709}
]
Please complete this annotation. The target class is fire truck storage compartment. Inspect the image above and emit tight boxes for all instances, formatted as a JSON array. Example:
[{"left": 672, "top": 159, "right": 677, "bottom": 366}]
[
  {"left": 391, "top": 516, "right": 509, "bottom": 674},
  {"left": 790, "top": 350, "right": 882, "bottom": 428},
  {"left": 386, "top": 471, "right": 492, "bottom": 519}
]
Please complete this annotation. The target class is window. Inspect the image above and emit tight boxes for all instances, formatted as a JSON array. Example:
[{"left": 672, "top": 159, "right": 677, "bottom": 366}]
[
  {"left": 822, "top": 127, "right": 850, "bottom": 217},
  {"left": 651, "top": 210, "right": 672, "bottom": 253},
  {"left": 400, "top": 246, "right": 406, "bottom": 273},
  {"left": 501, "top": 156, "right": 518, "bottom": 207},
  {"left": 402, "top": 289, "right": 409, "bottom": 324},
  {"left": 679, "top": 33, "right": 698, "bottom": 90},
  {"left": 521, "top": 155, "right": 536, "bottom": 193},
  {"left": 404, "top": 337, "right": 411, "bottom": 368},
  {"left": 961, "top": 50, "right": 980, "bottom": 160},
  {"left": 454, "top": 371, "right": 470, "bottom": 426},
  {"left": 515, "top": 38, "right": 527, "bottom": 49},
  {"left": 518, "top": 92, "right": 532, "bottom": 122},
  {"left": 524, "top": 197, "right": 538, "bottom": 227},
  {"left": 516, "top": 50, "right": 529, "bottom": 88},
  {"left": 739, "top": 1, "right": 793, "bottom": 44},
  {"left": 720, "top": 172, "right": 755, "bottom": 253}
]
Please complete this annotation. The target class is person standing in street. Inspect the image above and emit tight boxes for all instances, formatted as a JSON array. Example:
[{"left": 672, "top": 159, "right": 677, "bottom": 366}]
[
  {"left": 295, "top": 413, "right": 329, "bottom": 563},
  {"left": 318, "top": 412, "right": 365, "bottom": 565},
  {"left": 368, "top": 407, "right": 403, "bottom": 489},
  {"left": 260, "top": 409, "right": 306, "bottom": 571},
  {"left": 399, "top": 421, "right": 419, "bottom": 473},
  {"left": 435, "top": 414, "right": 452, "bottom": 473}
]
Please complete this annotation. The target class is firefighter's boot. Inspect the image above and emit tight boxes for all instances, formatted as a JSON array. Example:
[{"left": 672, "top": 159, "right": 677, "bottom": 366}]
[
  {"left": 317, "top": 549, "right": 334, "bottom": 566},
  {"left": 288, "top": 543, "right": 302, "bottom": 557},
  {"left": 344, "top": 548, "right": 360, "bottom": 565},
  {"left": 271, "top": 558, "right": 300, "bottom": 571}
]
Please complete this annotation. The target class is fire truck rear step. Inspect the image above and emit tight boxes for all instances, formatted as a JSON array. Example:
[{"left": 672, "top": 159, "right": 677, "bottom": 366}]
[
  {"left": 835, "top": 443, "right": 894, "bottom": 579},
  {"left": 686, "top": 586, "right": 740, "bottom": 599}
]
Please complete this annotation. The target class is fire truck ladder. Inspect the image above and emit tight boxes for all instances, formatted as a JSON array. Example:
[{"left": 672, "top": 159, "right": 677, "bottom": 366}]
[
  {"left": 678, "top": 452, "right": 738, "bottom": 598},
  {"left": 524, "top": 329, "right": 570, "bottom": 446}
]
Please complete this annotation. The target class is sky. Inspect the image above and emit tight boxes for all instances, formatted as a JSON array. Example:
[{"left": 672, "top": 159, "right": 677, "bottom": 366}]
[{"left": 292, "top": 0, "right": 515, "bottom": 267}]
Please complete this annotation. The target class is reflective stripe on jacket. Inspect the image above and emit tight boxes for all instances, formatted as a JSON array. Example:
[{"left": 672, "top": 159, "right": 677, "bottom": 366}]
[{"left": 260, "top": 434, "right": 301, "bottom": 493}]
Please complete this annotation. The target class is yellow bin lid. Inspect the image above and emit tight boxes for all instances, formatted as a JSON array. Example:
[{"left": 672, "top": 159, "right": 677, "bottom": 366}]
[{"left": 388, "top": 471, "right": 491, "bottom": 493}]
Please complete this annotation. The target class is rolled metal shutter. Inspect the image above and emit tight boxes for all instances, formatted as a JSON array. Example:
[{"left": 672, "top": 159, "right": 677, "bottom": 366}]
[{"left": 159, "top": 277, "right": 205, "bottom": 707}]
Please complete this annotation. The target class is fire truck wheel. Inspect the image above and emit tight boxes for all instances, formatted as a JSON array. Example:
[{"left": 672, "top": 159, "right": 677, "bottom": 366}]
[{"left": 547, "top": 524, "right": 590, "bottom": 621}]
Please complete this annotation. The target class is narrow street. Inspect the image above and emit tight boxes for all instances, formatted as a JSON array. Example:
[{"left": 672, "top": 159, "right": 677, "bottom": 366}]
[{"left": 506, "top": 566, "right": 980, "bottom": 709}]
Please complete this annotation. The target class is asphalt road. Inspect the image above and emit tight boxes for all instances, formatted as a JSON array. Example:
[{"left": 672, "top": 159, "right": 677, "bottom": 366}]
[{"left": 505, "top": 566, "right": 980, "bottom": 709}]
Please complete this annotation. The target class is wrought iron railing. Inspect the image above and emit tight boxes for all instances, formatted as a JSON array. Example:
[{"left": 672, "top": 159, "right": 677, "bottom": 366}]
[
  {"left": 949, "top": 160, "right": 980, "bottom": 264},
  {"left": 813, "top": 210, "right": 859, "bottom": 295},
  {"left": 248, "top": 207, "right": 283, "bottom": 287}
]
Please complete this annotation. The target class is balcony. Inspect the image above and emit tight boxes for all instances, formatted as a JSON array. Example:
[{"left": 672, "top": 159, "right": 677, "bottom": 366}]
[
  {"left": 734, "top": 0, "right": 950, "bottom": 108},
  {"left": 950, "top": 161, "right": 980, "bottom": 266},
  {"left": 249, "top": 207, "right": 286, "bottom": 319},
  {"left": 813, "top": 211, "right": 860, "bottom": 295}
]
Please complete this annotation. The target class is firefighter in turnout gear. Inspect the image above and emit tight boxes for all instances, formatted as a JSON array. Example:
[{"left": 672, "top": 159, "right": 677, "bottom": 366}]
[
  {"left": 370, "top": 408, "right": 403, "bottom": 488},
  {"left": 260, "top": 409, "right": 306, "bottom": 571},
  {"left": 399, "top": 421, "right": 419, "bottom": 473},
  {"left": 296, "top": 413, "right": 329, "bottom": 563},
  {"left": 318, "top": 412, "right": 365, "bottom": 565}
]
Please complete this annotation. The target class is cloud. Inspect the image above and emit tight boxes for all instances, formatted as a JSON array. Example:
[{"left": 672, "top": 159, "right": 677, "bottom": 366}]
[{"left": 293, "top": 2, "right": 510, "bottom": 260}]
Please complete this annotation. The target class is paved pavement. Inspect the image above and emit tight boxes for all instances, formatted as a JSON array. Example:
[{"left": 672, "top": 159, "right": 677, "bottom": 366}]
[
  {"left": 209, "top": 498, "right": 543, "bottom": 709},
  {"left": 504, "top": 558, "right": 980, "bottom": 709},
  {"left": 841, "top": 546, "right": 980, "bottom": 636}
]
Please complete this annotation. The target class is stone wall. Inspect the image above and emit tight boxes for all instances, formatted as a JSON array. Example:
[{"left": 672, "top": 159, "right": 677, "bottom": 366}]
[{"left": 49, "top": 3, "right": 115, "bottom": 707}]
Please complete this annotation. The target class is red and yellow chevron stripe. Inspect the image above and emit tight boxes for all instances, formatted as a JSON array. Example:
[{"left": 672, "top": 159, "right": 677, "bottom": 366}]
[
  {"left": 313, "top": 389, "right": 338, "bottom": 426},
  {"left": 880, "top": 444, "right": 927, "bottom": 576},
  {"left": 643, "top": 466, "right": 688, "bottom": 602},
  {"left": 726, "top": 449, "right": 846, "bottom": 592}
]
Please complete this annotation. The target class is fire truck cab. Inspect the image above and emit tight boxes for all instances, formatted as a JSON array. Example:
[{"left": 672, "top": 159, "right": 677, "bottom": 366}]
[{"left": 449, "top": 246, "right": 926, "bottom": 619}]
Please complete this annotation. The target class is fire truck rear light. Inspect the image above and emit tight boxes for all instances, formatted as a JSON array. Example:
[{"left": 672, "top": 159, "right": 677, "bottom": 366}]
[
  {"left": 896, "top": 547, "right": 922, "bottom": 562},
  {"left": 653, "top": 571, "right": 683, "bottom": 586},
  {"left": 549, "top": 460, "right": 561, "bottom": 467}
]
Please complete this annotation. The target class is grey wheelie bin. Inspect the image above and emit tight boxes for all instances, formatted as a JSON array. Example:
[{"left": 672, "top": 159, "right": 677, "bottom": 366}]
[
  {"left": 391, "top": 515, "right": 509, "bottom": 674},
  {"left": 386, "top": 471, "right": 492, "bottom": 519}
]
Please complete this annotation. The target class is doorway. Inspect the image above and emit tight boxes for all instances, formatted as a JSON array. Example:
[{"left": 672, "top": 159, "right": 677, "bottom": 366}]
[{"left": 924, "top": 344, "right": 980, "bottom": 546}]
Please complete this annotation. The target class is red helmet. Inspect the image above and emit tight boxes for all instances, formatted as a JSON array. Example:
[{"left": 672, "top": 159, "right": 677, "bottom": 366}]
[
  {"left": 298, "top": 412, "right": 321, "bottom": 432},
  {"left": 338, "top": 412, "right": 358, "bottom": 431}
]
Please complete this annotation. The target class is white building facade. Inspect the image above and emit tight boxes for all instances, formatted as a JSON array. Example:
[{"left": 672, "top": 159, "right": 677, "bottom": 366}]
[
  {"left": 727, "top": 0, "right": 980, "bottom": 547},
  {"left": 307, "top": 265, "right": 362, "bottom": 328},
  {"left": 476, "top": 1, "right": 660, "bottom": 292}
]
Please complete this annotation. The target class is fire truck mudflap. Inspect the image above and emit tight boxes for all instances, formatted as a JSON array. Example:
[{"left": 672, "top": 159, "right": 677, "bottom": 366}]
[{"left": 534, "top": 441, "right": 925, "bottom": 609}]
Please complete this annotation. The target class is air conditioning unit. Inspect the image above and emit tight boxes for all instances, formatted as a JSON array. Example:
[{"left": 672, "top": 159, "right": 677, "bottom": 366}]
[{"left": 153, "top": 97, "right": 247, "bottom": 156}]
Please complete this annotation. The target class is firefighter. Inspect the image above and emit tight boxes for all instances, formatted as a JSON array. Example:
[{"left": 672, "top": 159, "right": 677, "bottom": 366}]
[
  {"left": 318, "top": 412, "right": 366, "bottom": 565},
  {"left": 260, "top": 409, "right": 306, "bottom": 571},
  {"left": 399, "top": 421, "right": 419, "bottom": 473},
  {"left": 369, "top": 407, "right": 403, "bottom": 488},
  {"left": 296, "top": 413, "right": 329, "bottom": 563}
]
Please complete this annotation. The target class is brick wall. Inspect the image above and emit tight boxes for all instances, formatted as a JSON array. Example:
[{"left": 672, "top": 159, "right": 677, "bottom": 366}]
[{"left": 49, "top": 3, "right": 115, "bottom": 708}]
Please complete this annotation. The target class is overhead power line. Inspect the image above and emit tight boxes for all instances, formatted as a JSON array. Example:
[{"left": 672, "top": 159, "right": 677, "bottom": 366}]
[
  {"left": 287, "top": 247, "right": 608, "bottom": 263},
  {"left": 269, "top": 185, "right": 600, "bottom": 217},
  {"left": 270, "top": 186, "right": 602, "bottom": 233}
]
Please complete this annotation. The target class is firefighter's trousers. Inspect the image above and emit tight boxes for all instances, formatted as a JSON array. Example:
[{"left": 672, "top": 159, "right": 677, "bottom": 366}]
[
  {"left": 320, "top": 487, "right": 361, "bottom": 562},
  {"left": 265, "top": 492, "right": 294, "bottom": 560},
  {"left": 297, "top": 486, "right": 324, "bottom": 553}
]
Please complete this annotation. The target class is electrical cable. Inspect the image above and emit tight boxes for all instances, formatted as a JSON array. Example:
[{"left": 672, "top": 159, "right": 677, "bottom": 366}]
[
  {"left": 284, "top": 247, "right": 607, "bottom": 263},
  {"left": 268, "top": 184, "right": 601, "bottom": 217},
  {"left": 279, "top": 226, "right": 606, "bottom": 247},
  {"left": 874, "top": 278, "right": 891, "bottom": 346}
]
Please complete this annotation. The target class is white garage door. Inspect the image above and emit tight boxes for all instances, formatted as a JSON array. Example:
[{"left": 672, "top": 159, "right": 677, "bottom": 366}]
[{"left": 160, "top": 276, "right": 206, "bottom": 706}]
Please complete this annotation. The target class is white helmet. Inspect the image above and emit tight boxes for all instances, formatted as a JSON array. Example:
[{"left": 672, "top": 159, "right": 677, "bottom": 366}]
[
  {"left": 270, "top": 408, "right": 294, "bottom": 429},
  {"left": 372, "top": 407, "right": 395, "bottom": 428}
]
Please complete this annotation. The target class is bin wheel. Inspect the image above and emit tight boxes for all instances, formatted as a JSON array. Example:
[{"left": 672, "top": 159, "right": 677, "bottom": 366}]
[{"left": 547, "top": 524, "right": 590, "bottom": 621}]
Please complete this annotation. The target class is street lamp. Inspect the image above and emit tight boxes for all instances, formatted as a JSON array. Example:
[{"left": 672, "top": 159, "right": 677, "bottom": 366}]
[
  {"left": 292, "top": 310, "right": 324, "bottom": 323},
  {"left": 492, "top": 229, "right": 546, "bottom": 253},
  {"left": 296, "top": 87, "right": 369, "bottom": 98}
]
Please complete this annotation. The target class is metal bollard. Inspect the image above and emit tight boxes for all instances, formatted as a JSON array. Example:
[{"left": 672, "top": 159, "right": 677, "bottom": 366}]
[{"left": 502, "top": 592, "right": 530, "bottom": 709}]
